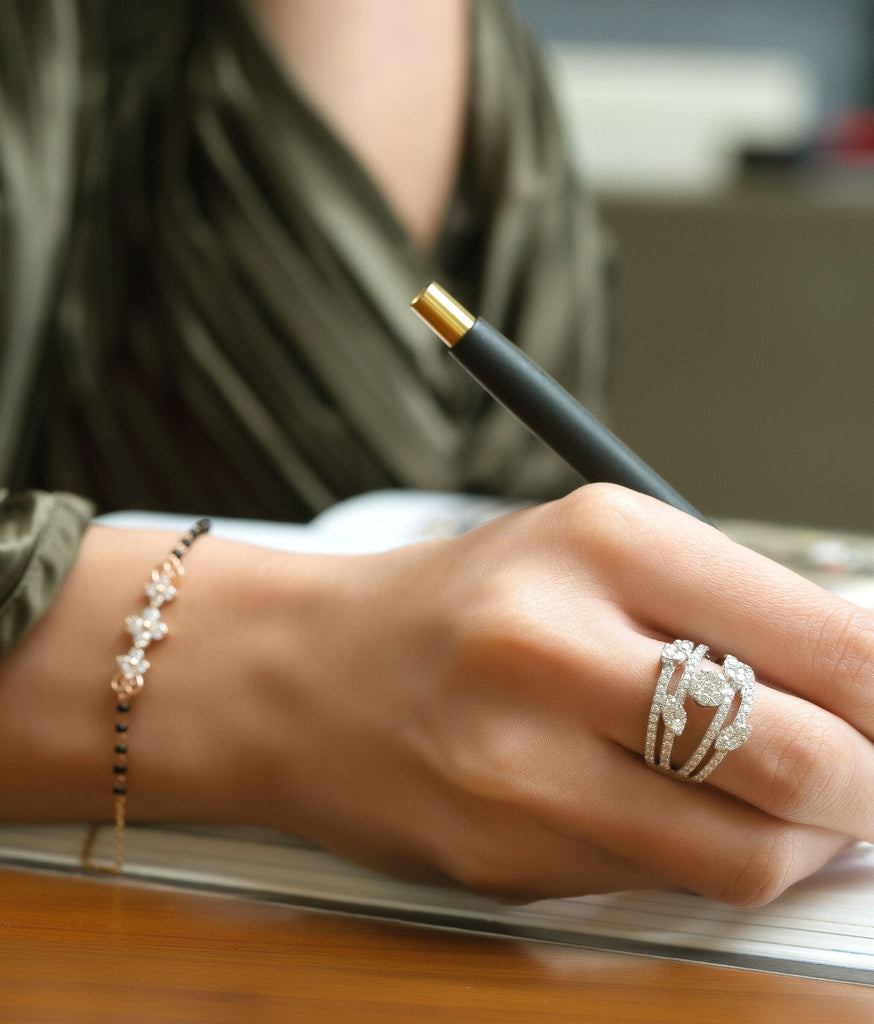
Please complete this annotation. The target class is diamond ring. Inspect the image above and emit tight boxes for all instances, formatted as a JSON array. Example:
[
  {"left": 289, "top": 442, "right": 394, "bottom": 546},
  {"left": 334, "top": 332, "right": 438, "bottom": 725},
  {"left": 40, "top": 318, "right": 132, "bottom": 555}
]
[{"left": 645, "top": 639, "right": 756, "bottom": 782}]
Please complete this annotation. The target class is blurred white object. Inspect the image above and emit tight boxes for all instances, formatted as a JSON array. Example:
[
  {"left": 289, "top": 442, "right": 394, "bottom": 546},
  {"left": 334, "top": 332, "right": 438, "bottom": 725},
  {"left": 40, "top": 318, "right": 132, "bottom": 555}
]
[{"left": 547, "top": 45, "right": 817, "bottom": 194}]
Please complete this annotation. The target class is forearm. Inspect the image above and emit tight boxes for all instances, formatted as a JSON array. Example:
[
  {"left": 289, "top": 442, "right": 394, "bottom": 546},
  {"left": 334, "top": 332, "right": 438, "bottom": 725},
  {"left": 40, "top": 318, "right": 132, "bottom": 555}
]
[{"left": 0, "top": 523, "right": 332, "bottom": 829}]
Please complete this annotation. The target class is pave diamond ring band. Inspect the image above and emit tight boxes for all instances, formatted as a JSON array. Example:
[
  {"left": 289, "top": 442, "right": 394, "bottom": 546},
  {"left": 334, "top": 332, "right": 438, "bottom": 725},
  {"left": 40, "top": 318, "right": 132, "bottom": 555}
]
[{"left": 645, "top": 640, "right": 756, "bottom": 783}]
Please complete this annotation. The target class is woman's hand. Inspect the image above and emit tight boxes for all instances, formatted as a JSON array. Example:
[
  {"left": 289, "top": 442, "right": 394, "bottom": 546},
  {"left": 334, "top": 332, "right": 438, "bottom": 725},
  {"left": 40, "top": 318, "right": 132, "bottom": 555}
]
[
  {"left": 254, "top": 484, "right": 873, "bottom": 905},
  {"left": 3, "top": 483, "right": 872, "bottom": 906}
]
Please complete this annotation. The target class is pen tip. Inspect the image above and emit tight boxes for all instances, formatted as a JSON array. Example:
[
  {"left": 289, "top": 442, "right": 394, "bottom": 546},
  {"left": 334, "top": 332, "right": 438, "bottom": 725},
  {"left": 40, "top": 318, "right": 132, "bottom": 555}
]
[{"left": 410, "top": 282, "right": 475, "bottom": 347}]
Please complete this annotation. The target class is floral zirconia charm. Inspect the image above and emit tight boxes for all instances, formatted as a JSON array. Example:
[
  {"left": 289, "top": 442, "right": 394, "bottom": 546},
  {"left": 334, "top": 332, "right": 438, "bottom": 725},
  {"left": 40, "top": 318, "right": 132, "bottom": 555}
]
[
  {"left": 145, "top": 571, "right": 177, "bottom": 607},
  {"left": 116, "top": 647, "right": 151, "bottom": 679},
  {"left": 125, "top": 607, "right": 168, "bottom": 648}
]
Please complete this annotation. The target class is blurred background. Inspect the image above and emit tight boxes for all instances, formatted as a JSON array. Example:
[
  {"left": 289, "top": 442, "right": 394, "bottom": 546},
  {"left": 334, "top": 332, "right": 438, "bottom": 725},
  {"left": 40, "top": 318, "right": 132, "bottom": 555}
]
[{"left": 516, "top": 0, "right": 874, "bottom": 531}]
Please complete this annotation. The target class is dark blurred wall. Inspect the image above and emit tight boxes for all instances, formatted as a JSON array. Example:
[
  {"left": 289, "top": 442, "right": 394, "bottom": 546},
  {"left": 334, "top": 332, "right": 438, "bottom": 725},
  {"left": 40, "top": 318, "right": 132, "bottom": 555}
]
[
  {"left": 602, "top": 192, "right": 874, "bottom": 530},
  {"left": 511, "top": 1, "right": 874, "bottom": 529}
]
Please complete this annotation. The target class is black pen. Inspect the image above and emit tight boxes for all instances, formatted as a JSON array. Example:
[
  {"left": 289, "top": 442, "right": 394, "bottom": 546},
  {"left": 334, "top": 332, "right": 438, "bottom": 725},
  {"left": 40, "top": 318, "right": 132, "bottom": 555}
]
[{"left": 411, "top": 281, "right": 708, "bottom": 524}]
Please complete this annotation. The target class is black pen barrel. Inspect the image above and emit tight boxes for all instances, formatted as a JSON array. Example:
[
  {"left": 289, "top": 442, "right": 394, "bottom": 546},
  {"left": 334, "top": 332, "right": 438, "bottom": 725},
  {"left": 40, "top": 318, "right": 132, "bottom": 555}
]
[{"left": 453, "top": 319, "right": 708, "bottom": 523}]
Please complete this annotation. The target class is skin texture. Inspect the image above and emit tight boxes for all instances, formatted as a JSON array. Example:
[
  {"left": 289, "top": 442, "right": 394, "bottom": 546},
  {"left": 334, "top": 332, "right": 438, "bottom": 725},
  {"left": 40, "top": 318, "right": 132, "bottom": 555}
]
[{"left": 2, "top": 484, "right": 873, "bottom": 906}]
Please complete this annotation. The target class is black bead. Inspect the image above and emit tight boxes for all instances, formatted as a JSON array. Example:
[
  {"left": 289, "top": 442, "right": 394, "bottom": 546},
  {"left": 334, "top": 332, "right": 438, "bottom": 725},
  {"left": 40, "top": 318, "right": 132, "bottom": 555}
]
[
  {"left": 181, "top": 536, "right": 191, "bottom": 547},
  {"left": 114, "top": 744, "right": 128, "bottom": 755},
  {"left": 113, "top": 785, "right": 127, "bottom": 796},
  {"left": 115, "top": 723, "right": 128, "bottom": 733},
  {"left": 116, "top": 703, "right": 130, "bottom": 714},
  {"left": 172, "top": 548, "right": 183, "bottom": 559},
  {"left": 113, "top": 764, "right": 127, "bottom": 774}
]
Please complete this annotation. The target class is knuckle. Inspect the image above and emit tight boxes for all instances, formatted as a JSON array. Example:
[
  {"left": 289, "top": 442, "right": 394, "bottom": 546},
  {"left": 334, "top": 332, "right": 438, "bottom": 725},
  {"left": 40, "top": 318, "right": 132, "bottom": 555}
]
[
  {"left": 445, "top": 584, "right": 586, "bottom": 704},
  {"left": 716, "top": 829, "right": 805, "bottom": 908},
  {"left": 759, "top": 708, "right": 842, "bottom": 823},
  {"left": 559, "top": 483, "right": 645, "bottom": 561},
  {"left": 430, "top": 607, "right": 584, "bottom": 811},
  {"left": 442, "top": 833, "right": 536, "bottom": 901},
  {"left": 807, "top": 603, "right": 874, "bottom": 717},
  {"left": 448, "top": 713, "right": 547, "bottom": 810}
]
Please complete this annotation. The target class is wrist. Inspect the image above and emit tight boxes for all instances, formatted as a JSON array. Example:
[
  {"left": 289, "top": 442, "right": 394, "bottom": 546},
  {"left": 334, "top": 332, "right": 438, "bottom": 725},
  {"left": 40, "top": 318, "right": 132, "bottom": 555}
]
[
  {"left": 0, "top": 523, "right": 338, "bottom": 832},
  {"left": 131, "top": 536, "right": 338, "bottom": 830}
]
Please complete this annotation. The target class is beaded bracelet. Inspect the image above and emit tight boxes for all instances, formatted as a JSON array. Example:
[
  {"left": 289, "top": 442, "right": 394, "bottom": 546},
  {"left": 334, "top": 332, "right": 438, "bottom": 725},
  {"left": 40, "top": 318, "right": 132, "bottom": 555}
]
[{"left": 81, "top": 518, "right": 211, "bottom": 874}]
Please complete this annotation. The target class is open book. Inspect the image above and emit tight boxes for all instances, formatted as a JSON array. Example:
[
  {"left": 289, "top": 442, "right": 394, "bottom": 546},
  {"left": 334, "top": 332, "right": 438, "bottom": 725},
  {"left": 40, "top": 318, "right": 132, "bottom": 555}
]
[{"left": 3, "top": 491, "right": 874, "bottom": 985}]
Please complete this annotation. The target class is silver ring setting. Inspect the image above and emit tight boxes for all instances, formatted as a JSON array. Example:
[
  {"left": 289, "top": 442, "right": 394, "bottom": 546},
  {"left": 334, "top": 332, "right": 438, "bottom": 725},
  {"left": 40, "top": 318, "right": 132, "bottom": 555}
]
[{"left": 645, "top": 639, "right": 756, "bottom": 782}]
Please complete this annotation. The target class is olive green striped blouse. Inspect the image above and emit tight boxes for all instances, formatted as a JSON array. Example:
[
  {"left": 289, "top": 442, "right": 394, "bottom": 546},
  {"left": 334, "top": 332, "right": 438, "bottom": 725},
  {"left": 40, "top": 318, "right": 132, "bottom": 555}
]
[{"left": 0, "top": 0, "right": 609, "bottom": 655}]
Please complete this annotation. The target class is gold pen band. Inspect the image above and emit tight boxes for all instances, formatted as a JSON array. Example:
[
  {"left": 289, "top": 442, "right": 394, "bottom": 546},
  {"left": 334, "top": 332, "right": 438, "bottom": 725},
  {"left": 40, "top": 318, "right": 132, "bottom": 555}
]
[{"left": 410, "top": 282, "right": 475, "bottom": 347}]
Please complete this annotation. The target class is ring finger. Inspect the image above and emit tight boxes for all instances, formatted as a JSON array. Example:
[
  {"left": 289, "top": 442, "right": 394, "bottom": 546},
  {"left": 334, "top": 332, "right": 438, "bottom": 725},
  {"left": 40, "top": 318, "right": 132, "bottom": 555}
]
[{"left": 598, "top": 633, "right": 874, "bottom": 843}]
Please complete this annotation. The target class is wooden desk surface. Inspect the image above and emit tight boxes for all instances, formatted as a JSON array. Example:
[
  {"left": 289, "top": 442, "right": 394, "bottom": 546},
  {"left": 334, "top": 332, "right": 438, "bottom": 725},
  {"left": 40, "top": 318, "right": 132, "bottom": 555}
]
[{"left": 2, "top": 868, "right": 873, "bottom": 1023}]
